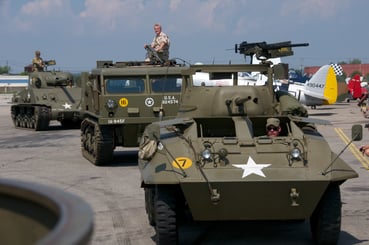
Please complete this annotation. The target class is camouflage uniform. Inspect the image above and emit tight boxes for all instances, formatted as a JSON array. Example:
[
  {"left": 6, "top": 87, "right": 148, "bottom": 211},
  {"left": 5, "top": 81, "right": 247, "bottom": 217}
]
[
  {"left": 151, "top": 32, "right": 170, "bottom": 61},
  {"left": 32, "top": 52, "right": 44, "bottom": 72}
]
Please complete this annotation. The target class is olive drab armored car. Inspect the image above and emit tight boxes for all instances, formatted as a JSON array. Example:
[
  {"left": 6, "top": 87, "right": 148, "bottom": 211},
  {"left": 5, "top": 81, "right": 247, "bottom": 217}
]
[
  {"left": 138, "top": 42, "right": 360, "bottom": 245},
  {"left": 80, "top": 60, "right": 187, "bottom": 165},
  {"left": 11, "top": 60, "right": 83, "bottom": 131}
]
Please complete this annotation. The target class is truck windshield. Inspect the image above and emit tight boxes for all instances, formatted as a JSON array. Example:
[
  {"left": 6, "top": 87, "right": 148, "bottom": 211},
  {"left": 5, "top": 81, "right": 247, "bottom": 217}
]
[
  {"left": 106, "top": 77, "right": 145, "bottom": 94},
  {"left": 150, "top": 75, "right": 182, "bottom": 93}
]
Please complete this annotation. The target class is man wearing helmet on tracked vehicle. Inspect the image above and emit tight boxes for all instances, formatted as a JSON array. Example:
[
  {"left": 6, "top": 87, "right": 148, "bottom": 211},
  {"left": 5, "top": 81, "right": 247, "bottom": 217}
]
[
  {"left": 144, "top": 23, "right": 170, "bottom": 62},
  {"left": 32, "top": 50, "right": 45, "bottom": 72}
]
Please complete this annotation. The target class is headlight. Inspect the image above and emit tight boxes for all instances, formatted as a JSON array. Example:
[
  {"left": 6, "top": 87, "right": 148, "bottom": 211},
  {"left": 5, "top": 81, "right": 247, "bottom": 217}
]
[
  {"left": 105, "top": 99, "right": 117, "bottom": 110},
  {"left": 201, "top": 149, "right": 212, "bottom": 160},
  {"left": 290, "top": 148, "right": 301, "bottom": 159}
]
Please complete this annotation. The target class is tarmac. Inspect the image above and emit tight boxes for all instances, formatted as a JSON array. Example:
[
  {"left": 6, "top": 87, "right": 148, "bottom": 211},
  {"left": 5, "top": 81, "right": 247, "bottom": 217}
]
[
  {"left": 0, "top": 100, "right": 369, "bottom": 244},
  {"left": 0, "top": 94, "right": 12, "bottom": 105}
]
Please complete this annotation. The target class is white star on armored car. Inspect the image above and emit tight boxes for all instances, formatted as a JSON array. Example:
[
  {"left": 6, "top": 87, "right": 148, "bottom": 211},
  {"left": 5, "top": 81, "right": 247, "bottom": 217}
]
[{"left": 233, "top": 156, "right": 271, "bottom": 178}]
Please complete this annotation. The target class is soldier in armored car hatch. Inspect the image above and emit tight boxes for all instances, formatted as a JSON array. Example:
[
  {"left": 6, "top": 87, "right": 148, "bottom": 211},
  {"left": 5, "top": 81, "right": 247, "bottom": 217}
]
[{"left": 266, "top": 117, "right": 282, "bottom": 137}]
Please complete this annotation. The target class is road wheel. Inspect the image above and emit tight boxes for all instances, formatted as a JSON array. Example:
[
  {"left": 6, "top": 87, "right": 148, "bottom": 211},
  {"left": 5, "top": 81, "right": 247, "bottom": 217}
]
[
  {"left": 81, "top": 119, "right": 113, "bottom": 166},
  {"left": 15, "top": 114, "right": 21, "bottom": 127},
  {"left": 34, "top": 106, "right": 50, "bottom": 131},
  {"left": 155, "top": 185, "right": 178, "bottom": 245},
  {"left": 310, "top": 184, "right": 341, "bottom": 245}
]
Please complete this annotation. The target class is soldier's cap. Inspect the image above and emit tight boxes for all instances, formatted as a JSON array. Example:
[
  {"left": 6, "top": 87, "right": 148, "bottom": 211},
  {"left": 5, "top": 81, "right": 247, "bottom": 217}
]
[{"left": 266, "top": 118, "right": 280, "bottom": 128}]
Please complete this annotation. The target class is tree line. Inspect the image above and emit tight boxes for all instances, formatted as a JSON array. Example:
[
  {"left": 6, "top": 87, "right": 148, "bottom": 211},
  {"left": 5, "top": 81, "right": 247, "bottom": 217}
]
[{"left": 1, "top": 59, "right": 369, "bottom": 81}]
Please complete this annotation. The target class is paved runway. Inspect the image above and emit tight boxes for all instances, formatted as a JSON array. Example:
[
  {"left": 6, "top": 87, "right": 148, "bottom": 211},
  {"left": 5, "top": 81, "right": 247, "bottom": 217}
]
[{"left": 0, "top": 100, "right": 368, "bottom": 245}]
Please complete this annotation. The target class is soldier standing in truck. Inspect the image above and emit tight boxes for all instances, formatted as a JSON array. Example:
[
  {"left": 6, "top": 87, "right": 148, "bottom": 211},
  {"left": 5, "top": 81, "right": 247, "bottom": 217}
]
[{"left": 144, "top": 23, "right": 170, "bottom": 61}]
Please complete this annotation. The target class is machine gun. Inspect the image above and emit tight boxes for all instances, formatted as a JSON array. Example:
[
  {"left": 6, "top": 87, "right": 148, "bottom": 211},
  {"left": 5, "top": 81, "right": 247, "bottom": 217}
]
[
  {"left": 235, "top": 41, "right": 309, "bottom": 63},
  {"left": 144, "top": 45, "right": 164, "bottom": 65},
  {"left": 44, "top": 60, "right": 56, "bottom": 66},
  {"left": 42, "top": 60, "right": 56, "bottom": 71}
]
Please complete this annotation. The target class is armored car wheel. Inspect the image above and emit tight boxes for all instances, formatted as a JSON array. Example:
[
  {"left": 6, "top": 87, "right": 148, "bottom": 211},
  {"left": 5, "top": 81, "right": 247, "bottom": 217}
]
[
  {"left": 144, "top": 187, "right": 156, "bottom": 226},
  {"left": 155, "top": 185, "right": 178, "bottom": 245},
  {"left": 310, "top": 184, "right": 341, "bottom": 245}
]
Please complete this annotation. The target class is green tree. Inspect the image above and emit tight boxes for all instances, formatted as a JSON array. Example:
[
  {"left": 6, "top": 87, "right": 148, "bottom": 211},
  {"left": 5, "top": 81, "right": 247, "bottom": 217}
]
[
  {"left": 338, "top": 59, "right": 362, "bottom": 65},
  {"left": 350, "top": 70, "right": 362, "bottom": 78},
  {"left": 0, "top": 65, "right": 11, "bottom": 74},
  {"left": 349, "top": 59, "right": 362, "bottom": 64},
  {"left": 364, "top": 73, "right": 369, "bottom": 82}
]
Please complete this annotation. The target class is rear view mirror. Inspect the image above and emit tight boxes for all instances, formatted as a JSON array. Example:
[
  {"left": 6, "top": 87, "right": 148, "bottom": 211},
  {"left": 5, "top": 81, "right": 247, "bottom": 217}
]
[{"left": 351, "top": 124, "right": 363, "bottom": 141}]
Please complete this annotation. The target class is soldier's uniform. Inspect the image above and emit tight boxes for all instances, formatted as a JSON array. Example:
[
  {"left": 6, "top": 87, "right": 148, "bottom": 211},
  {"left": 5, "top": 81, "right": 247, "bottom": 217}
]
[
  {"left": 32, "top": 51, "right": 44, "bottom": 72},
  {"left": 151, "top": 32, "right": 170, "bottom": 61}
]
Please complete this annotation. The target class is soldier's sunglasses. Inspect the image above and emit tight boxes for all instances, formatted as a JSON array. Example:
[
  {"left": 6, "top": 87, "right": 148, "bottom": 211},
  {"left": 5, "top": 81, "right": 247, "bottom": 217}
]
[{"left": 267, "top": 126, "right": 278, "bottom": 131}]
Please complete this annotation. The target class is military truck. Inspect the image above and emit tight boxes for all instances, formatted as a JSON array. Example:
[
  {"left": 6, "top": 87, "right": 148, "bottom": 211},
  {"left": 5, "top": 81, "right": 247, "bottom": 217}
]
[
  {"left": 80, "top": 59, "right": 188, "bottom": 165},
  {"left": 137, "top": 42, "right": 360, "bottom": 244},
  {"left": 11, "top": 60, "right": 83, "bottom": 131}
]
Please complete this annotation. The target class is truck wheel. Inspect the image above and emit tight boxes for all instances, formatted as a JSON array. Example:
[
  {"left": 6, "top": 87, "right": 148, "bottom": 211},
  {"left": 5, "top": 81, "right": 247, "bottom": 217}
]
[
  {"left": 81, "top": 119, "right": 113, "bottom": 166},
  {"left": 155, "top": 185, "right": 178, "bottom": 245},
  {"left": 310, "top": 184, "right": 341, "bottom": 245}
]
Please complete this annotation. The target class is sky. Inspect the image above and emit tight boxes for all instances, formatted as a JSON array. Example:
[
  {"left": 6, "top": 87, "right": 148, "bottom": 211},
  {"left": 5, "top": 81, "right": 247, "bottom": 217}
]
[{"left": 0, "top": 0, "right": 368, "bottom": 74}]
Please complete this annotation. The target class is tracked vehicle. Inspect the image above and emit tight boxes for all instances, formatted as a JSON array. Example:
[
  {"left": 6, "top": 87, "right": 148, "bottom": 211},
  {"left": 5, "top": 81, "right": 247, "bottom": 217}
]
[
  {"left": 138, "top": 42, "right": 360, "bottom": 244},
  {"left": 80, "top": 58, "right": 187, "bottom": 165},
  {"left": 11, "top": 60, "right": 83, "bottom": 130}
]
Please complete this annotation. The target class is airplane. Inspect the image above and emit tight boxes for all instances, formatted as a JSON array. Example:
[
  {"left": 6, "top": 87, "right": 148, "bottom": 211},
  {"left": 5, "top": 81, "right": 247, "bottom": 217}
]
[
  {"left": 192, "top": 62, "right": 343, "bottom": 109},
  {"left": 276, "top": 63, "right": 343, "bottom": 109}
]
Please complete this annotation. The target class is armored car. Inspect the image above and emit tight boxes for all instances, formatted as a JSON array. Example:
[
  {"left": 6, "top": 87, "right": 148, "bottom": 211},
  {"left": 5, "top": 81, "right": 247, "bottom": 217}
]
[{"left": 138, "top": 42, "right": 360, "bottom": 244}]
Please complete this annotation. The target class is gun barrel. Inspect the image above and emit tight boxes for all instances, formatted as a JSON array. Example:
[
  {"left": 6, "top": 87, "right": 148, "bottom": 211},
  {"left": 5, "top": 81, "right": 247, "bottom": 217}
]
[
  {"left": 290, "top": 43, "right": 309, "bottom": 47},
  {"left": 234, "top": 41, "right": 309, "bottom": 59}
]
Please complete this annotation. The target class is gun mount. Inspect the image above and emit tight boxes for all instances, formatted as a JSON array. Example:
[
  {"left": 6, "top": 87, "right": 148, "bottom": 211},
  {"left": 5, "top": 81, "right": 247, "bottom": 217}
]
[
  {"left": 44, "top": 59, "right": 56, "bottom": 67},
  {"left": 235, "top": 41, "right": 309, "bottom": 63}
]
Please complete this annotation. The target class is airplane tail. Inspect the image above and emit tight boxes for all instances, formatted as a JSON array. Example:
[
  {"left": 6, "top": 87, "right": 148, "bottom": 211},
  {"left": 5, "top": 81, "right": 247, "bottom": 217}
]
[{"left": 304, "top": 64, "right": 343, "bottom": 105}]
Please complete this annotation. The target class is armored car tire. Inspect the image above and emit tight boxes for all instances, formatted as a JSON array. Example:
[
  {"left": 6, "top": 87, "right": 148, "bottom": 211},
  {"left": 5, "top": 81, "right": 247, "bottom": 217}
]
[
  {"left": 155, "top": 185, "right": 178, "bottom": 245},
  {"left": 310, "top": 184, "right": 341, "bottom": 245},
  {"left": 144, "top": 187, "right": 156, "bottom": 226}
]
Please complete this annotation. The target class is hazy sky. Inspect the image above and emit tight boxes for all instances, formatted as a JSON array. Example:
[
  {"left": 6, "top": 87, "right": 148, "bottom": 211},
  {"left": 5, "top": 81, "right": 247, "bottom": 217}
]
[{"left": 0, "top": 0, "right": 368, "bottom": 73}]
